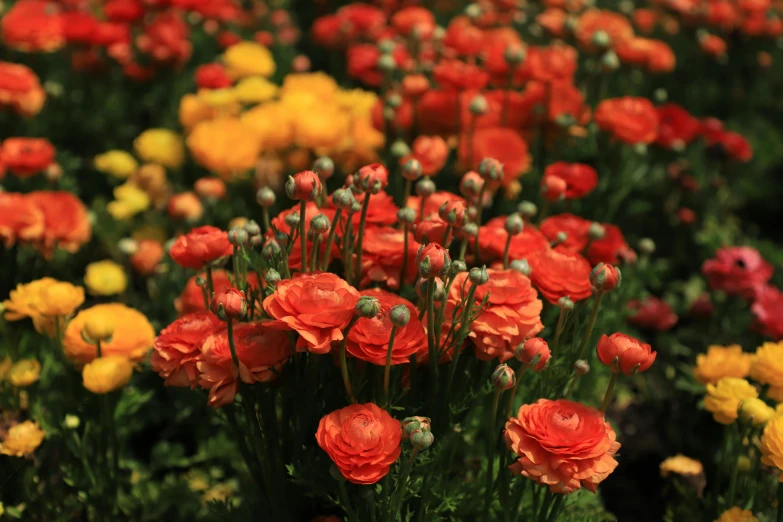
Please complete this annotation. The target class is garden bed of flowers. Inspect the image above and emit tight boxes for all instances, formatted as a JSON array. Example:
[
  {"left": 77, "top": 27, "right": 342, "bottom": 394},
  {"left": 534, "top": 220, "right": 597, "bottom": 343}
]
[{"left": 1, "top": 0, "right": 783, "bottom": 521}]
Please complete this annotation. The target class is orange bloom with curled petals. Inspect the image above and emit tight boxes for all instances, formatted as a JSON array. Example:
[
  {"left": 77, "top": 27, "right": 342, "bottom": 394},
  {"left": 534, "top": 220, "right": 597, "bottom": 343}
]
[
  {"left": 359, "top": 227, "right": 421, "bottom": 290},
  {"left": 0, "top": 0, "right": 65, "bottom": 53},
  {"left": 595, "top": 97, "right": 659, "bottom": 145},
  {"left": 151, "top": 312, "right": 223, "bottom": 388},
  {"left": 197, "top": 321, "right": 293, "bottom": 408},
  {"left": 505, "top": 399, "right": 621, "bottom": 493},
  {"left": 615, "top": 38, "right": 676, "bottom": 73},
  {"left": 529, "top": 248, "right": 593, "bottom": 304},
  {"left": 0, "top": 192, "right": 44, "bottom": 247},
  {"left": 407, "top": 135, "right": 448, "bottom": 176},
  {"left": 449, "top": 269, "right": 544, "bottom": 362},
  {"left": 459, "top": 127, "right": 530, "bottom": 187},
  {"left": 477, "top": 217, "right": 551, "bottom": 264},
  {"left": 26, "top": 191, "right": 91, "bottom": 257},
  {"left": 263, "top": 272, "right": 361, "bottom": 354},
  {"left": 1, "top": 138, "right": 55, "bottom": 177},
  {"left": 576, "top": 9, "right": 634, "bottom": 50},
  {"left": 0, "top": 61, "right": 46, "bottom": 117},
  {"left": 316, "top": 403, "right": 402, "bottom": 484}
]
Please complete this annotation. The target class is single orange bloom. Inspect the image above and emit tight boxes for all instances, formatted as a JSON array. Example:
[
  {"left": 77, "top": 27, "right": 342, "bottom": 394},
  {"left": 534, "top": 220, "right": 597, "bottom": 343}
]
[
  {"left": 25, "top": 191, "right": 92, "bottom": 258},
  {"left": 576, "top": 9, "right": 634, "bottom": 50},
  {"left": 0, "top": 192, "right": 44, "bottom": 247},
  {"left": 594, "top": 96, "right": 659, "bottom": 144}
]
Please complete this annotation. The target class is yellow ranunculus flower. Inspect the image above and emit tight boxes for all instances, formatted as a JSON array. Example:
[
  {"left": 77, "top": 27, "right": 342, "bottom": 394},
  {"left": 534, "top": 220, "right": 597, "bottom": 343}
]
[
  {"left": 36, "top": 281, "right": 85, "bottom": 317},
  {"left": 241, "top": 103, "right": 293, "bottom": 150},
  {"left": 3, "top": 278, "right": 84, "bottom": 336},
  {"left": 233, "top": 76, "right": 278, "bottom": 104},
  {"left": 187, "top": 118, "right": 262, "bottom": 180},
  {"left": 281, "top": 72, "right": 338, "bottom": 100},
  {"left": 347, "top": 118, "right": 385, "bottom": 153},
  {"left": 739, "top": 397, "right": 775, "bottom": 425},
  {"left": 107, "top": 182, "right": 150, "bottom": 221},
  {"left": 761, "top": 414, "right": 783, "bottom": 481},
  {"left": 223, "top": 42, "right": 275, "bottom": 79},
  {"left": 202, "top": 482, "right": 236, "bottom": 504},
  {"left": 693, "top": 345, "right": 752, "bottom": 385},
  {"left": 179, "top": 93, "right": 217, "bottom": 131},
  {"left": 704, "top": 377, "right": 758, "bottom": 425},
  {"left": 197, "top": 88, "right": 241, "bottom": 115},
  {"left": 82, "top": 313, "right": 116, "bottom": 342},
  {"left": 84, "top": 260, "right": 128, "bottom": 296},
  {"left": 82, "top": 356, "right": 134, "bottom": 394},
  {"left": 8, "top": 359, "right": 41, "bottom": 387},
  {"left": 715, "top": 507, "right": 758, "bottom": 522},
  {"left": 0, "top": 421, "right": 45, "bottom": 457},
  {"left": 335, "top": 88, "right": 379, "bottom": 118},
  {"left": 133, "top": 128, "right": 184, "bottom": 169},
  {"left": 63, "top": 304, "right": 154, "bottom": 366},
  {"left": 291, "top": 106, "right": 349, "bottom": 151},
  {"left": 750, "top": 342, "right": 783, "bottom": 401},
  {"left": 659, "top": 454, "right": 703, "bottom": 477},
  {"left": 94, "top": 150, "right": 138, "bottom": 179},
  {"left": 0, "top": 357, "right": 12, "bottom": 379},
  {"left": 3, "top": 278, "right": 57, "bottom": 321}
]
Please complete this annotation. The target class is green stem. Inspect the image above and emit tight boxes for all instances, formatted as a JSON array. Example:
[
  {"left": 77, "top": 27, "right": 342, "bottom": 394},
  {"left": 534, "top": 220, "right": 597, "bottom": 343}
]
[
  {"left": 502, "top": 230, "right": 512, "bottom": 269},
  {"left": 383, "top": 326, "right": 400, "bottom": 406},
  {"left": 388, "top": 448, "right": 420, "bottom": 522},
  {"left": 426, "top": 278, "right": 438, "bottom": 405},
  {"left": 551, "top": 306, "right": 569, "bottom": 354},
  {"left": 575, "top": 292, "right": 604, "bottom": 362},
  {"left": 473, "top": 181, "right": 488, "bottom": 264},
  {"left": 458, "top": 237, "right": 468, "bottom": 262},
  {"left": 777, "top": 481, "right": 783, "bottom": 522},
  {"left": 418, "top": 193, "right": 429, "bottom": 222},
  {"left": 339, "top": 318, "right": 359, "bottom": 404},
  {"left": 399, "top": 222, "right": 409, "bottom": 290},
  {"left": 321, "top": 209, "right": 342, "bottom": 271},
  {"left": 354, "top": 192, "right": 372, "bottom": 284},
  {"left": 402, "top": 178, "right": 412, "bottom": 210},
  {"left": 600, "top": 373, "right": 618, "bottom": 413},
  {"left": 339, "top": 480, "right": 358, "bottom": 522},
  {"left": 483, "top": 389, "right": 502, "bottom": 517},
  {"left": 545, "top": 494, "right": 565, "bottom": 522},
  {"left": 299, "top": 200, "right": 308, "bottom": 273},
  {"left": 504, "top": 365, "right": 525, "bottom": 421},
  {"left": 205, "top": 265, "right": 215, "bottom": 301},
  {"left": 262, "top": 207, "right": 271, "bottom": 233},
  {"left": 441, "top": 224, "right": 452, "bottom": 248},
  {"left": 310, "top": 234, "right": 321, "bottom": 273},
  {"left": 443, "top": 285, "right": 478, "bottom": 402}
]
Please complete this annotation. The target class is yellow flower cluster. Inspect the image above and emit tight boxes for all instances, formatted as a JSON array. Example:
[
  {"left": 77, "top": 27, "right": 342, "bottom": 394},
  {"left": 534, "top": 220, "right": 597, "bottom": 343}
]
[
  {"left": 94, "top": 150, "right": 138, "bottom": 179},
  {"left": 750, "top": 342, "right": 783, "bottom": 401},
  {"left": 704, "top": 377, "right": 758, "bottom": 425},
  {"left": 134, "top": 128, "right": 184, "bottom": 169},
  {"left": 84, "top": 260, "right": 127, "bottom": 296},
  {"left": 693, "top": 345, "right": 752, "bottom": 384},
  {"left": 659, "top": 454, "right": 703, "bottom": 477},
  {"left": 0, "top": 421, "right": 45, "bottom": 457},
  {"left": 715, "top": 507, "right": 758, "bottom": 522},
  {"left": 3, "top": 278, "right": 84, "bottom": 336}
]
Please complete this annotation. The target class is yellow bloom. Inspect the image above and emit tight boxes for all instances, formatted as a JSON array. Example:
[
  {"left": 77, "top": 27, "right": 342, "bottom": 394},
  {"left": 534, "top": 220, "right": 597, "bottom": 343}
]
[
  {"left": 228, "top": 217, "right": 249, "bottom": 230},
  {"left": 63, "top": 304, "right": 154, "bottom": 366},
  {"left": 84, "top": 260, "right": 128, "bottom": 296},
  {"left": 739, "top": 397, "right": 775, "bottom": 425},
  {"left": 693, "top": 345, "right": 753, "bottom": 385},
  {"left": 82, "top": 356, "right": 134, "bottom": 394},
  {"left": 241, "top": 103, "right": 293, "bottom": 150},
  {"left": 94, "top": 150, "right": 138, "bottom": 179},
  {"left": 750, "top": 342, "right": 783, "bottom": 401},
  {"left": 0, "top": 357, "right": 12, "bottom": 379},
  {"left": 223, "top": 42, "right": 275, "bottom": 79},
  {"left": 233, "top": 76, "right": 278, "bottom": 104},
  {"left": 346, "top": 118, "right": 384, "bottom": 153},
  {"left": 0, "top": 421, "right": 44, "bottom": 457},
  {"left": 3, "top": 278, "right": 57, "bottom": 321},
  {"left": 82, "top": 313, "right": 116, "bottom": 342},
  {"left": 132, "top": 225, "right": 168, "bottom": 245},
  {"left": 187, "top": 118, "right": 262, "bottom": 180},
  {"left": 202, "top": 482, "right": 236, "bottom": 504},
  {"left": 290, "top": 105, "right": 349, "bottom": 151},
  {"left": 335, "top": 88, "right": 379, "bottom": 118},
  {"left": 659, "top": 454, "right": 703, "bottom": 477},
  {"left": 3, "top": 278, "right": 84, "bottom": 336},
  {"left": 715, "top": 507, "right": 758, "bottom": 522},
  {"left": 35, "top": 281, "right": 84, "bottom": 317},
  {"left": 8, "top": 359, "right": 41, "bottom": 387},
  {"left": 281, "top": 72, "right": 338, "bottom": 100},
  {"left": 704, "top": 377, "right": 758, "bottom": 424},
  {"left": 134, "top": 129, "right": 184, "bottom": 169},
  {"left": 762, "top": 414, "right": 783, "bottom": 481},
  {"left": 179, "top": 93, "right": 217, "bottom": 131},
  {"left": 107, "top": 182, "right": 151, "bottom": 221}
]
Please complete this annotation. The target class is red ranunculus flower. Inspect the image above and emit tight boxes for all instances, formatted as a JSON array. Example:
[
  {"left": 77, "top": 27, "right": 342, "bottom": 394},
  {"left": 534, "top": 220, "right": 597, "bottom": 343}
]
[
  {"left": 414, "top": 215, "right": 450, "bottom": 246},
  {"left": 348, "top": 192, "right": 398, "bottom": 228},
  {"left": 529, "top": 248, "right": 593, "bottom": 304},
  {"left": 587, "top": 223, "right": 633, "bottom": 265},
  {"left": 198, "top": 322, "right": 293, "bottom": 408},
  {"left": 26, "top": 191, "right": 91, "bottom": 258},
  {"left": 346, "top": 290, "right": 426, "bottom": 365},
  {"left": 417, "top": 89, "right": 460, "bottom": 136},
  {"left": 104, "top": 0, "right": 145, "bottom": 23},
  {"left": 597, "top": 332, "right": 656, "bottom": 375},
  {"left": 0, "top": 0, "right": 65, "bottom": 53},
  {"left": 263, "top": 272, "right": 361, "bottom": 353},
  {"left": 175, "top": 270, "right": 259, "bottom": 315},
  {"left": 615, "top": 37, "right": 675, "bottom": 72},
  {"left": 505, "top": 399, "right": 620, "bottom": 493},
  {"left": 195, "top": 63, "right": 233, "bottom": 89},
  {"left": 539, "top": 214, "right": 590, "bottom": 253},
  {"left": 516, "top": 338, "right": 551, "bottom": 371},
  {"left": 518, "top": 44, "right": 578, "bottom": 84},
  {"left": 575, "top": 9, "right": 634, "bottom": 50},
  {"left": 0, "top": 192, "right": 44, "bottom": 247},
  {"left": 406, "top": 192, "right": 466, "bottom": 220},
  {"left": 477, "top": 217, "right": 551, "bottom": 263},
  {"left": 542, "top": 163, "right": 598, "bottom": 199},
  {"left": 151, "top": 312, "right": 223, "bottom": 388},
  {"left": 211, "top": 288, "right": 247, "bottom": 319},
  {"left": 170, "top": 226, "right": 233, "bottom": 270},
  {"left": 359, "top": 227, "right": 421, "bottom": 290},
  {"left": 752, "top": 285, "right": 783, "bottom": 340},
  {"left": 1, "top": 138, "right": 55, "bottom": 177},
  {"left": 433, "top": 59, "right": 490, "bottom": 91},
  {"left": 595, "top": 97, "right": 659, "bottom": 144},
  {"left": 316, "top": 403, "right": 402, "bottom": 484},
  {"left": 136, "top": 11, "right": 192, "bottom": 65},
  {"left": 627, "top": 297, "right": 678, "bottom": 331},
  {"left": 0, "top": 61, "right": 46, "bottom": 117},
  {"left": 336, "top": 3, "right": 386, "bottom": 41},
  {"left": 442, "top": 16, "right": 484, "bottom": 56},
  {"left": 450, "top": 269, "right": 544, "bottom": 362},
  {"left": 407, "top": 136, "right": 448, "bottom": 176},
  {"left": 130, "top": 239, "right": 164, "bottom": 276},
  {"left": 347, "top": 43, "right": 409, "bottom": 87},
  {"left": 269, "top": 202, "right": 339, "bottom": 270},
  {"left": 655, "top": 103, "right": 700, "bottom": 149},
  {"left": 702, "top": 246, "right": 773, "bottom": 298},
  {"left": 459, "top": 127, "right": 531, "bottom": 186},
  {"left": 391, "top": 7, "right": 435, "bottom": 38}
]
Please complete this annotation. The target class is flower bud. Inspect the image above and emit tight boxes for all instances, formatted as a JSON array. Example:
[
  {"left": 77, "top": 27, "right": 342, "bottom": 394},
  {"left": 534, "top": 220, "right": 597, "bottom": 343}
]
[
  {"left": 284, "top": 211, "right": 300, "bottom": 229},
  {"left": 391, "top": 139, "right": 411, "bottom": 159},
  {"left": 228, "top": 227, "right": 249, "bottom": 246},
  {"left": 64, "top": 414, "right": 80, "bottom": 429},
  {"left": 588, "top": 222, "right": 605, "bottom": 240},
  {"left": 397, "top": 207, "right": 416, "bottom": 225},
  {"left": 464, "top": 3, "right": 482, "bottom": 20},
  {"left": 557, "top": 296, "right": 574, "bottom": 310},
  {"left": 311, "top": 214, "right": 331, "bottom": 234},
  {"left": 410, "top": 428, "right": 434, "bottom": 450},
  {"left": 517, "top": 201, "right": 537, "bottom": 219},
  {"left": 439, "top": 201, "right": 467, "bottom": 227},
  {"left": 377, "top": 53, "right": 397, "bottom": 72},
  {"left": 478, "top": 157, "right": 504, "bottom": 182},
  {"left": 415, "top": 177, "right": 435, "bottom": 197},
  {"left": 357, "top": 163, "right": 389, "bottom": 193},
  {"left": 504, "top": 214, "right": 524, "bottom": 235},
  {"left": 515, "top": 338, "right": 551, "bottom": 371},
  {"left": 504, "top": 45, "right": 525, "bottom": 65},
  {"left": 313, "top": 156, "right": 335, "bottom": 180},
  {"left": 402, "top": 416, "right": 431, "bottom": 434},
  {"left": 541, "top": 175, "right": 567, "bottom": 201},
  {"left": 256, "top": 187, "right": 276, "bottom": 207},
  {"left": 416, "top": 243, "right": 451, "bottom": 279},
  {"left": 195, "top": 276, "right": 207, "bottom": 288},
  {"left": 262, "top": 238, "right": 282, "bottom": 260},
  {"left": 469, "top": 265, "right": 489, "bottom": 286},
  {"left": 461, "top": 222, "right": 479, "bottom": 238},
  {"left": 83, "top": 315, "right": 116, "bottom": 343},
  {"left": 211, "top": 288, "right": 247, "bottom": 320},
  {"left": 459, "top": 171, "right": 483, "bottom": 198},
  {"left": 402, "top": 74, "right": 429, "bottom": 98},
  {"left": 265, "top": 269, "right": 281, "bottom": 285},
  {"left": 739, "top": 398, "right": 775, "bottom": 426},
  {"left": 118, "top": 238, "right": 138, "bottom": 256},
  {"left": 356, "top": 296, "right": 381, "bottom": 318},
  {"left": 452, "top": 260, "right": 467, "bottom": 273},
  {"left": 638, "top": 238, "right": 656, "bottom": 255},
  {"left": 509, "top": 259, "right": 531, "bottom": 276},
  {"left": 351, "top": 201, "right": 362, "bottom": 213},
  {"left": 574, "top": 359, "right": 590, "bottom": 375},
  {"left": 286, "top": 170, "right": 323, "bottom": 201},
  {"left": 378, "top": 39, "right": 395, "bottom": 54},
  {"left": 469, "top": 94, "right": 488, "bottom": 115},
  {"left": 385, "top": 93, "right": 402, "bottom": 110},
  {"left": 330, "top": 187, "right": 355, "bottom": 211},
  {"left": 601, "top": 50, "right": 620, "bottom": 71},
  {"left": 402, "top": 158, "right": 423, "bottom": 181},
  {"left": 415, "top": 277, "right": 444, "bottom": 300},
  {"left": 244, "top": 220, "right": 261, "bottom": 237},
  {"left": 737, "top": 456, "right": 751, "bottom": 473},
  {"left": 491, "top": 364, "right": 515, "bottom": 390},
  {"left": 590, "top": 263, "right": 622, "bottom": 292},
  {"left": 390, "top": 305, "right": 411, "bottom": 327},
  {"left": 383, "top": 106, "right": 395, "bottom": 121},
  {"left": 592, "top": 30, "right": 611, "bottom": 48}
]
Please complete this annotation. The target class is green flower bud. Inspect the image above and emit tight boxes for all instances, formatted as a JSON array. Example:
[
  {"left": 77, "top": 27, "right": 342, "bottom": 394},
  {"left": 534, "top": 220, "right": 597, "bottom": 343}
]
[
  {"left": 390, "top": 305, "right": 411, "bottom": 327},
  {"left": 356, "top": 296, "right": 381, "bottom": 318},
  {"left": 469, "top": 265, "right": 489, "bottom": 286}
]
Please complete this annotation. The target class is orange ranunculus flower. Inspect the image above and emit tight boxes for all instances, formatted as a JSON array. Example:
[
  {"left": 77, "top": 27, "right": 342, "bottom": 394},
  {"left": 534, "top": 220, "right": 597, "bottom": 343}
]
[
  {"left": 0, "top": 0, "right": 65, "bottom": 53},
  {"left": 358, "top": 226, "right": 421, "bottom": 290},
  {"left": 1, "top": 138, "right": 55, "bottom": 177},
  {"left": 407, "top": 136, "right": 448, "bottom": 176},
  {"left": 594, "top": 97, "right": 659, "bottom": 145},
  {"left": 505, "top": 399, "right": 621, "bottom": 493},
  {"left": 151, "top": 312, "right": 223, "bottom": 388},
  {"left": 169, "top": 226, "right": 232, "bottom": 270},
  {"left": 596, "top": 333, "right": 657, "bottom": 375},
  {"left": 576, "top": 9, "right": 634, "bottom": 50},
  {"left": 518, "top": 44, "right": 578, "bottom": 84},
  {"left": 615, "top": 38, "right": 676, "bottom": 73},
  {"left": 476, "top": 217, "right": 551, "bottom": 264},
  {"left": 537, "top": 9, "right": 567, "bottom": 37},
  {"left": 459, "top": 127, "right": 530, "bottom": 187},
  {"left": 167, "top": 192, "right": 204, "bottom": 221},
  {"left": 0, "top": 61, "right": 46, "bottom": 117},
  {"left": 175, "top": 269, "right": 254, "bottom": 315},
  {"left": 449, "top": 269, "right": 544, "bottom": 362},
  {"left": 346, "top": 290, "right": 426, "bottom": 365},
  {"left": 63, "top": 304, "right": 155, "bottom": 366},
  {"left": 197, "top": 321, "right": 293, "bottom": 408},
  {"left": 130, "top": 239, "right": 165, "bottom": 275},
  {"left": 316, "top": 403, "right": 402, "bottom": 484},
  {"left": 187, "top": 118, "right": 262, "bottom": 180},
  {"left": 267, "top": 202, "right": 339, "bottom": 270},
  {"left": 263, "top": 272, "right": 361, "bottom": 354},
  {"left": 26, "top": 191, "right": 91, "bottom": 257},
  {"left": 0, "top": 192, "right": 44, "bottom": 247},
  {"left": 528, "top": 248, "right": 593, "bottom": 304}
]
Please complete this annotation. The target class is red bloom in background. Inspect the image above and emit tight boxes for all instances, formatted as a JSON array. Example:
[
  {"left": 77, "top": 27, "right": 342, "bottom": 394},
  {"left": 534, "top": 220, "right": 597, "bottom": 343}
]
[
  {"left": 595, "top": 97, "right": 659, "bottom": 144},
  {"left": 131, "top": 239, "right": 165, "bottom": 276},
  {"left": 391, "top": 7, "right": 435, "bottom": 38},
  {"left": 268, "top": 202, "right": 339, "bottom": 269},
  {"left": 175, "top": 270, "right": 259, "bottom": 315},
  {"left": 311, "top": 15, "right": 344, "bottom": 49},
  {"left": 752, "top": 285, "right": 783, "bottom": 340},
  {"left": 348, "top": 192, "right": 398, "bottom": 227},
  {"left": 198, "top": 322, "right": 293, "bottom": 408},
  {"left": 451, "top": 269, "right": 544, "bottom": 362},
  {"left": 371, "top": 97, "right": 413, "bottom": 133},
  {"left": 406, "top": 191, "right": 466, "bottom": 220},
  {"left": 0, "top": 138, "right": 55, "bottom": 177},
  {"left": 417, "top": 90, "right": 460, "bottom": 136},
  {"left": 702, "top": 246, "right": 773, "bottom": 298},
  {"left": 170, "top": 226, "right": 232, "bottom": 270},
  {"left": 26, "top": 191, "right": 91, "bottom": 257},
  {"left": 529, "top": 248, "right": 593, "bottom": 303},
  {"left": 655, "top": 103, "right": 700, "bottom": 149},
  {"left": 0, "top": 0, "right": 65, "bottom": 53},
  {"left": 336, "top": 3, "right": 387, "bottom": 41},
  {"left": 0, "top": 61, "right": 46, "bottom": 117},
  {"left": 346, "top": 290, "right": 425, "bottom": 365},
  {"left": 414, "top": 215, "right": 450, "bottom": 245},
  {"left": 575, "top": 9, "right": 634, "bottom": 50},
  {"left": 459, "top": 128, "right": 530, "bottom": 186},
  {"left": 347, "top": 44, "right": 409, "bottom": 87},
  {"left": 136, "top": 12, "right": 192, "bottom": 65},
  {"left": 542, "top": 163, "right": 598, "bottom": 199},
  {"left": 359, "top": 227, "right": 421, "bottom": 289},
  {"left": 627, "top": 297, "right": 678, "bottom": 331},
  {"left": 442, "top": 16, "right": 484, "bottom": 56},
  {"left": 540, "top": 214, "right": 590, "bottom": 253},
  {"left": 151, "top": 312, "right": 223, "bottom": 388},
  {"left": 597, "top": 333, "right": 656, "bottom": 375},
  {"left": 60, "top": 12, "right": 100, "bottom": 45},
  {"left": 104, "top": 0, "right": 145, "bottom": 23},
  {"left": 587, "top": 223, "right": 633, "bottom": 265},
  {"left": 433, "top": 59, "right": 490, "bottom": 91},
  {"left": 477, "top": 217, "right": 551, "bottom": 262},
  {"left": 0, "top": 192, "right": 44, "bottom": 247},
  {"left": 195, "top": 63, "right": 233, "bottom": 89},
  {"left": 518, "top": 44, "right": 578, "bottom": 84},
  {"left": 705, "top": 128, "right": 753, "bottom": 163},
  {"left": 408, "top": 136, "right": 448, "bottom": 176},
  {"left": 615, "top": 38, "right": 676, "bottom": 73}
]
